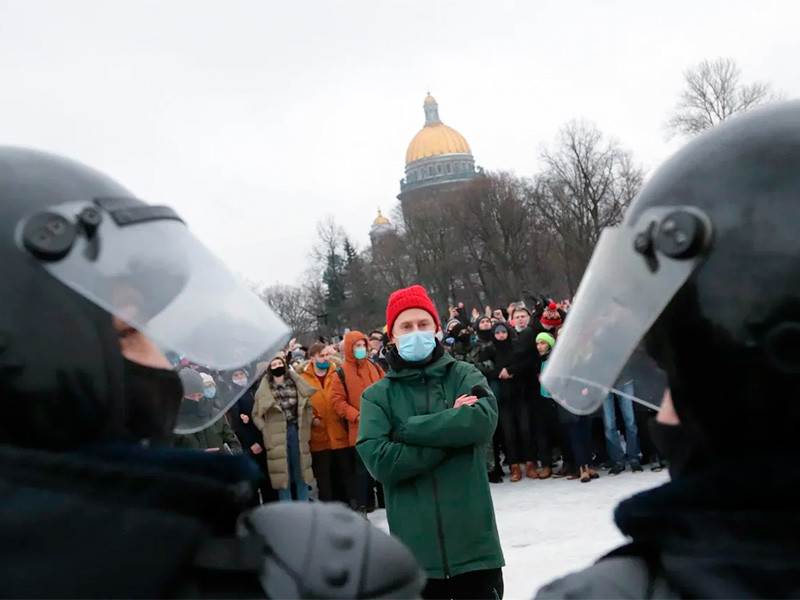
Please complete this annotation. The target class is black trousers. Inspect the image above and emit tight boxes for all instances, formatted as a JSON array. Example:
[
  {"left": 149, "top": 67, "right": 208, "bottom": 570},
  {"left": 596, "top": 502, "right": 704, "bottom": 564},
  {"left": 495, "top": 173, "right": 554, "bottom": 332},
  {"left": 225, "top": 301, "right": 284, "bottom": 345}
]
[
  {"left": 502, "top": 381, "right": 535, "bottom": 464},
  {"left": 422, "top": 568, "right": 504, "bottom": 600},
  {"left": 531, "top": 396, "right": 556, "bottom": 467},
  {"left": 312, "top": 448, "right": 353, "bottom": 503},
  {"left": 352, "top": 449, "right": 375, "bottom": 508},
  {"left": 568, "top": 415, "right": 593, "bottom": 466},
  {"left": 247, "top": 451, "right": 278, "bottom": 505}
]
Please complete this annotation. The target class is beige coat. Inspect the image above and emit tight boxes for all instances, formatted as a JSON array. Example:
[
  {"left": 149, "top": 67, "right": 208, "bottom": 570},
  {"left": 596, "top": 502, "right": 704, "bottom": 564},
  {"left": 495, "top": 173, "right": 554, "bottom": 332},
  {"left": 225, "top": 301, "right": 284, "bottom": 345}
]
[{"left": 252, "top": 369, "right": 316, "bottom": 490}]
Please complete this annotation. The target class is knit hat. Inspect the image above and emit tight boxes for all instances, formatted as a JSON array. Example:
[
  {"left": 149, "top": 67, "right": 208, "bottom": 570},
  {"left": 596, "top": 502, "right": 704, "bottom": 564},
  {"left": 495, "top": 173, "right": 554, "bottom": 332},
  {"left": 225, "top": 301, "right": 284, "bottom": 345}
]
[
  {"left": 476, "top": 315, "right": 492, "bottom": 328},
  {"left": 540, "top": 302, "right": 562, "bottom": 328},
  {"left": 178, "top": 368, "right": 205, "bottom": 396},
  {"left": 386, "top": 284, "right": 441, "bottom": 335},
  {"left": 445, "top": 318, "right": 462, "bottom": 334},
  {"left": 536, "top": 332, "right": 556, "bottom": 349}
]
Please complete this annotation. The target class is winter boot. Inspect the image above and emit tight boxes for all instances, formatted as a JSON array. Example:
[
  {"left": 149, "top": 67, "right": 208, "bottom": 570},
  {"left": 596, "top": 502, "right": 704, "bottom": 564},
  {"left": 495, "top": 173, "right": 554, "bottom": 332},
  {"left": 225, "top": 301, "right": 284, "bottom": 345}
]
[
  {"left": 552, "top": 464, "right": 572, "bottom": 478},
  {"left": 631, "top": 461, "right": 644, "bottom": 473},
  {"left": 588, "top": 466, "right": 599, "bottom": 479},
  {"left": 525, "top": 461, "right": 539, "bottom": 479},
  {"left": 488, "top": 470, "right": 503, "bottom": 484},
  {"left": 539, "top": 465, "right": 552, "bottom": 479},
  {"left": 580, "top": 466, "right": 591, "bottom": 483},
  {"left": 510, "top": 464, "right": 523, "bottom": 482}
]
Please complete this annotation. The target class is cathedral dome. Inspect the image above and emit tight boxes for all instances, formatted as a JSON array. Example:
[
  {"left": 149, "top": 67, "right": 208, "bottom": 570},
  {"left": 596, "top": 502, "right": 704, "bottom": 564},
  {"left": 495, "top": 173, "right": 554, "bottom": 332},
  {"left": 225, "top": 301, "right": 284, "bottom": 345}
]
[
  {"left": 405, "top": 95, "right": 472, "bottom": 164},
  {"left": 372, "top": 208, "right": 390, "bottom": 226}
]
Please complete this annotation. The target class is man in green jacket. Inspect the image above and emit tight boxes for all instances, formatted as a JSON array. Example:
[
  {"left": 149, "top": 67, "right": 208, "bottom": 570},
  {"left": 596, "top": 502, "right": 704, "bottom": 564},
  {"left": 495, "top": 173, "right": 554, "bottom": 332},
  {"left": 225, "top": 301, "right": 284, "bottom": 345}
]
[
  {"left": 174, "top": 372, "right": 243, "bottom": 453},
  {"left": 357, "top": 285, "right": 505, "bottom": 600}
]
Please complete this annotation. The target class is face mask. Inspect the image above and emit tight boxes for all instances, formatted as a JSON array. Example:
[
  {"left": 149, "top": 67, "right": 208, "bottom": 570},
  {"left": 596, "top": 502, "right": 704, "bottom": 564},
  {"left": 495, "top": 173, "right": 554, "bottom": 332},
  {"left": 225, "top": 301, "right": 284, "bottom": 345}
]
[
  {"left": 477, "top": 329, "right": 493, "bottom": 341},
  {"left": 354, "top": 347, "right": 368, "bottom": 360},
  {"left": 123, "top": 358, "right": 183, "bottom": 444},
  {"left": 270, "top": 366, "right": 286, "bottom": 378},
  {"left": 397, "top": 330, "right": 436, "bottom": 362},
  {"left": 315, "top": 361, "right": 330, "bottom": 371},
  {"left": 204, "top": 385, "right": 216, "bottom": 399},
  {"left": 648, "top": 418, "right": 706, "bottom": 479},
  {"left": 515, "top": 324, "right": 527, "bottom": 332},
  {"left": 456, "top": 332, "right": 472, "bottom": 344},
  {"left": 232, "top": 375, "right": 247, "bottom": 387}
]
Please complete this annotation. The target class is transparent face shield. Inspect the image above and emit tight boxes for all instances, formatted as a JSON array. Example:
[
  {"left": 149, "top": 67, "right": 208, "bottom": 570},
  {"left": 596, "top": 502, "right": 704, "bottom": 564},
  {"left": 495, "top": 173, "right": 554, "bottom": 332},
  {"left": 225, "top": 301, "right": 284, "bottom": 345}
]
[
  {"left": 20, "top": 198, "right": 290, "bottom": 433},
  {"left": 541, "top": 206, "right": 711, "bottom": 415}
]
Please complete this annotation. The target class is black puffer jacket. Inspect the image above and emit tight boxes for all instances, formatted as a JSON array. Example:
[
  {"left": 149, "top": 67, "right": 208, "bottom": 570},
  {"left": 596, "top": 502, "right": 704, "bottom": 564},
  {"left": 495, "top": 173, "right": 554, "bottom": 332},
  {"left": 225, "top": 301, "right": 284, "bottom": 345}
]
[
  {"left": 0, "top": 443, "right": 262, "bottom": 597},
  {"left": 537, "top": 453, "right": 800, "bottom": 598}
]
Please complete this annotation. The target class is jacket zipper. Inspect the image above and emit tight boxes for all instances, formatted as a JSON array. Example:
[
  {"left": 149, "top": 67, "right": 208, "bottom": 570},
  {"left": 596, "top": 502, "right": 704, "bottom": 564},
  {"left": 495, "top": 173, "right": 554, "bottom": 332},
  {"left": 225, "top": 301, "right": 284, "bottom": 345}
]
[{"left": 424, "top": 374, "right": 451, "bottom": 578}]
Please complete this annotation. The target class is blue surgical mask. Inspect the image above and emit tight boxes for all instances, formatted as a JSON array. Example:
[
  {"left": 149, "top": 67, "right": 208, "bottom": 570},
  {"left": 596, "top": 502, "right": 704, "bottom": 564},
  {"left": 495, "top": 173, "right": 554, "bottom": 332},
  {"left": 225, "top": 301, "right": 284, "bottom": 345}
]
[
  {"left": 315, "top": 361, "right": 330, "bottom": 370},
  {"left": 397, "top": 330, "right": 437, "bottom": 362},
  {"left": 204, "top": 385, "right": 216, "bottom": 399},
  {"left": 354, "top": 347, "right": 368, "bottom": 360}
]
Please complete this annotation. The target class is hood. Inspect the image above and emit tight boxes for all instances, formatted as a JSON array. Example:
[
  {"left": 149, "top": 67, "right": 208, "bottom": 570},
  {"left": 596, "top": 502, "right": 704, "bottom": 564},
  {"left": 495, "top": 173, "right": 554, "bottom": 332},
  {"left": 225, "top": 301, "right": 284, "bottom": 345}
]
[
  {"left": 264, "top": 353, "right": 286, "bottom": 381},
  {"left": 615, "top": 452, "right": 800, "bottom": 598},
  {"left": 343, "top": 330, "right": 369, "bottom": 364}
]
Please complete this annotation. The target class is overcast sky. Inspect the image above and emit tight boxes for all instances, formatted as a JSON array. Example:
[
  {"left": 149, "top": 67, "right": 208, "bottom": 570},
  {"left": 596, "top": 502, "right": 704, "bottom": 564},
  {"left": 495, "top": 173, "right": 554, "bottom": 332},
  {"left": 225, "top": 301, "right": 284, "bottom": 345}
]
[{"left": 2, "top": 0, "right": 798, "bottom": 286}]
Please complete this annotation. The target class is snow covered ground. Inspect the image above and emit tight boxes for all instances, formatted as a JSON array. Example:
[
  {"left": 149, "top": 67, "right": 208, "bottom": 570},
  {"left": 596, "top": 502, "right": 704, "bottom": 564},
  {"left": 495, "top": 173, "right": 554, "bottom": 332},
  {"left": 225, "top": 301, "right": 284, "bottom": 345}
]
[{"left": 369, "top": 468, "right": 669, "bottom": 599}]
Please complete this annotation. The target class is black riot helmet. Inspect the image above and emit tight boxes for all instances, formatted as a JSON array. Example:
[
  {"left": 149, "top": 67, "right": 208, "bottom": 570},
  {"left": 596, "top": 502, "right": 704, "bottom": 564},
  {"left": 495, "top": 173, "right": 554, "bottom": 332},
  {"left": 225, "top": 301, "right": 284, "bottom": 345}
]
[
  {"left": 542, "top": 100, "right": 800, "bottom": 455},
  {"left": 0, "top": 147, "right": 289, "bottom": 449}
]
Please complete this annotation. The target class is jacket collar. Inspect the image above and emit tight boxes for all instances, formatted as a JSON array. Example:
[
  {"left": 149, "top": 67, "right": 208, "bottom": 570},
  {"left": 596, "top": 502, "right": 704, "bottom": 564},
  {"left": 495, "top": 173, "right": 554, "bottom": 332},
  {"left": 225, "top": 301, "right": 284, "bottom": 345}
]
[
  {"left": 0, "top": 442, "right": 258, "bottom": 530},
  {"left": 614, "top": 452, "right": 800, "bottom": 597},
  {"left": 258, "top": 369, "right": 314, "bottom": 410},
  {"left": 385, "top": 343, "right": 453, "bottom": 379}
]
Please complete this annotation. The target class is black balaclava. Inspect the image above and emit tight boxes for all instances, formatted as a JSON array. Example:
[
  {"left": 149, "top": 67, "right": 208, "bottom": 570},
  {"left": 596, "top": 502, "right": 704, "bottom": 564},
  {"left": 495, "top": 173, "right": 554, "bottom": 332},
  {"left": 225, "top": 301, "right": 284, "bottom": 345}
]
[
  {"left": 648, "top": 418, "right": 709, "bottom": 479},
  {"left": 476, "top": 317, "right": 493, "bottom": 341},
  {"left": 124, "top": 359, "right": 184, "bottom": 445}
]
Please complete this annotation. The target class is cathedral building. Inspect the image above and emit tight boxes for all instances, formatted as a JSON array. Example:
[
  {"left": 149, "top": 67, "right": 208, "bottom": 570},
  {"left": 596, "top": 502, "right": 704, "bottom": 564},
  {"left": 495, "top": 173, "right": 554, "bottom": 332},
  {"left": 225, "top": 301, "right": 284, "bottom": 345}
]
[
  {"left": 399, "top": 94, "right": 480, "bottom": 208},
  {"left": 370, "top": 94, "right": 482, "bottom": 251}
]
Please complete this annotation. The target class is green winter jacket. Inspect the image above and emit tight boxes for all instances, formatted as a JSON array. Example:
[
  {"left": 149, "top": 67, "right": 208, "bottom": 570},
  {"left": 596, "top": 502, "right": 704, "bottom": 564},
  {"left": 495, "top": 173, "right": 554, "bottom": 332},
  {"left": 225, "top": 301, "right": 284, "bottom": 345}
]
[
  {"left": 173, "top": 415, "right": 243, "bottom": 453},
  {"left": 356, "top": 350, "right": 505, "bottom": 579}
]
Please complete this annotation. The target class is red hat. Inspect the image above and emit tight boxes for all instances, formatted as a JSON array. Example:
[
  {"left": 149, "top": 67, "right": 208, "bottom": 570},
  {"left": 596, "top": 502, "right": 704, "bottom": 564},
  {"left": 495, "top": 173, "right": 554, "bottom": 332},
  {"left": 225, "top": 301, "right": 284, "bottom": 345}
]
[
  {"left": 541, "top": 302, "right": 563, "bottom": 328},
  {"left": 386, "top": 285, "right": 441, "bottom": 335}
]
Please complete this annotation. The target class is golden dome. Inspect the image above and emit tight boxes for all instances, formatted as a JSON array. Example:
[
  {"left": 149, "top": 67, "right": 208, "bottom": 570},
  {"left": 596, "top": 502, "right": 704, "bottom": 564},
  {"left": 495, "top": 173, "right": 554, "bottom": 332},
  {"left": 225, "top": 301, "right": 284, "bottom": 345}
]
[
  {"left": 406, "top": 124, "right": 471, "bottom": 163},
  {"left": 373, "top": 208, "right": 390, "bottom": 226},
  {"left": 406, "top": 94, "right": 472, "bottom": 164}
]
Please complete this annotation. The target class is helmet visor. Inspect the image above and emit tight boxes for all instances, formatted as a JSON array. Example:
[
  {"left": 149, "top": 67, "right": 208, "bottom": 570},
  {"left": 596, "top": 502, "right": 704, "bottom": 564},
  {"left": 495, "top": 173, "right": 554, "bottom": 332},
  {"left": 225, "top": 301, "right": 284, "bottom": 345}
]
[
  {"left": 541, "top": 207, "right": 706, "bottom": 415},
  {"left": 26, "top": 200, "right": 290, "bottom": 433}
]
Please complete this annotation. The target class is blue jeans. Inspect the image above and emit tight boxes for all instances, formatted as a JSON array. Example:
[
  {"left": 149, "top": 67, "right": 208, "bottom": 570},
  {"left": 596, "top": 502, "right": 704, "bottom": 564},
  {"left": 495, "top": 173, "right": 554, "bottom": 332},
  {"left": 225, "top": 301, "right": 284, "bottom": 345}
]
[
  {"left": 602, "top": 383, "right": 641, "bottom": 466},
  {"left": 279, "top": 422, "right": 309, "bottom": 502}
]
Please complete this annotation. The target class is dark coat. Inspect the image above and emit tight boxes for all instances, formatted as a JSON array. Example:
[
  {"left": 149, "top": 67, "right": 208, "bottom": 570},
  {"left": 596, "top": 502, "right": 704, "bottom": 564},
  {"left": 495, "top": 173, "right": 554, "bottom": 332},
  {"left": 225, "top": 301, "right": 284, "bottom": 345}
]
[
  {"left": 231, "top": 381, "right": 263, "bottom": 451},
  {"left": 0, "top": 443, "right": 262, "bottom": 597},
  {"left": 537, "top": 453, "right": 800, "bottom": 598},
  {"left": 173, "top": 413, "right": 243, "bottom": 453},
  {"left": 505, "top": 325, "right": 541, "bottom": 381}
]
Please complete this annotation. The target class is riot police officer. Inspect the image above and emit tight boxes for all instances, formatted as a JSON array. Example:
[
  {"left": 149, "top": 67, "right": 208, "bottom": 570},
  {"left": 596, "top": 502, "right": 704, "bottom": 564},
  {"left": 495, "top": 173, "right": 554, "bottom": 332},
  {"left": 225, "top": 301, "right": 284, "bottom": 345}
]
[
  {"left": 537, "top": 101, "right": 800, "bottom": 598},
  {"left": 0, "top": 147, "right": 423, "bottom": 598}
]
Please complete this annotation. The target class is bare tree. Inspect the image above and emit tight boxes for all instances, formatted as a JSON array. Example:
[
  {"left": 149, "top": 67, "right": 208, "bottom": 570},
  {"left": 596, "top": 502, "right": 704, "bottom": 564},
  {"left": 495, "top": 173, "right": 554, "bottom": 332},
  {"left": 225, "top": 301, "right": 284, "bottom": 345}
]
[
  {"left": 455, "top": 172, "right": 559, "bottom": 303},
  {"left": 668, "top": 57, "right": 779, "bottom": 137},
  {"left": 254, "top": 282, "right": 317, "bottom": 340},
  {"left": 535, "top": 121, "right": 643, "bottom": 294}
]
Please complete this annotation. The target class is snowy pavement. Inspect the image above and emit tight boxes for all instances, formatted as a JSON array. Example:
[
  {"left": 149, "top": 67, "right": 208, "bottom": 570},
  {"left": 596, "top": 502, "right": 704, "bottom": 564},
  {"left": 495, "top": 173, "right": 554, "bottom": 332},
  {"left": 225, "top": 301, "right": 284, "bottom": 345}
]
[{"left": 369, "top": 468, "right": 669, "bottom": 599}]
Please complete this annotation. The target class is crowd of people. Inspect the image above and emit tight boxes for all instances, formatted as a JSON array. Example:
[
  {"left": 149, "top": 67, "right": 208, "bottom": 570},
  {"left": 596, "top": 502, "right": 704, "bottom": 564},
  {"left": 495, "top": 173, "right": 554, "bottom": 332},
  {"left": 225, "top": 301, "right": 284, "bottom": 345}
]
[
  {"left": 182, "top": 291, "right": 666, "bottom": 510},
  {"left": 5, "top": 101, "right": 800, "bottom": 600}
]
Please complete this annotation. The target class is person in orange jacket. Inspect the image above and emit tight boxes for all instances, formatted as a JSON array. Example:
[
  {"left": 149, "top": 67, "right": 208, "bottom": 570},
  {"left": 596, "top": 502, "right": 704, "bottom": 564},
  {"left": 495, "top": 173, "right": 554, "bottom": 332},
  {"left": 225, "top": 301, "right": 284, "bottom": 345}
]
[
  {"left": 329, "top": 330, "right": 384, "bottom": 513},
  {"left": 297, "top": 342, "right": 352, "bottom": 503}
]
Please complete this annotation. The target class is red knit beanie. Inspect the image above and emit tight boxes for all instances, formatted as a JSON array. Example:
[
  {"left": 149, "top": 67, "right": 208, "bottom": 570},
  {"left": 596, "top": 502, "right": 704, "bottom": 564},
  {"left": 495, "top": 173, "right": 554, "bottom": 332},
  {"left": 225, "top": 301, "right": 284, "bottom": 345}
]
[
  {"left": 386, "top": 285, "right": 441, "bottom": 336},
  {"left": 541, "top": 302, "right": 563, "bottom": 328}
]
